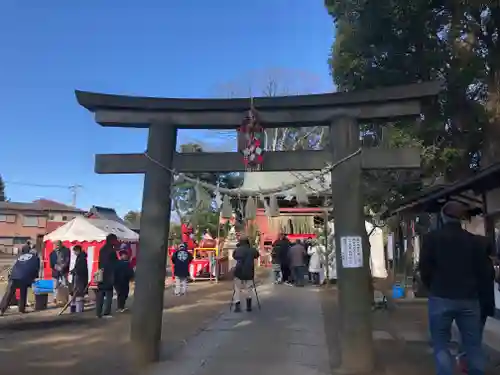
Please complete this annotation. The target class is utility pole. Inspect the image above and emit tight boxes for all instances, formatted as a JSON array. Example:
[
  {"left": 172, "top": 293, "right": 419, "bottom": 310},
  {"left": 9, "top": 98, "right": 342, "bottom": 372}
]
[{"left": 69, "top": 184, "right": 83, "bottom": 207}]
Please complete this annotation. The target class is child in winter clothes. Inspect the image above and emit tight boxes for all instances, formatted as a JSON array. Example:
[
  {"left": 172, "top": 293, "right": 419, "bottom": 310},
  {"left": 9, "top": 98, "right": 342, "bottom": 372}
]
[
  {"left": 171, "top": 243, "right": 193, "bottom": 296},
  {"left": 270, "top": 245, "right": 282, "bottom": 284},
  {"left": 114, "top": 250, "right": 135, "bottom": 312}
]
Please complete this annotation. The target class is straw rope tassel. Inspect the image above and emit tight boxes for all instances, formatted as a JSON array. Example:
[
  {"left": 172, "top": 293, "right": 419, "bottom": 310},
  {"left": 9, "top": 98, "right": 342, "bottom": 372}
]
[
  {"left": 221, "top": 195, "right": 233, "bottom": 219},
  {"left": 294, "top": 183, "right": 309, "bottom": 205},
  {"left": 268, "top": 195, "right": 280, "bottom": 217},
  {"left": 245, "top": 197, "right": 257, "bottom": 220}
]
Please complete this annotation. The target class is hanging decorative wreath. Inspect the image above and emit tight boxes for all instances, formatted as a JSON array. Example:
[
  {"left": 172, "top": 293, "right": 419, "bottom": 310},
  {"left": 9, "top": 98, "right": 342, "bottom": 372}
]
[{"left": 238, "top": 106, "right": 264, "bottom": 171}]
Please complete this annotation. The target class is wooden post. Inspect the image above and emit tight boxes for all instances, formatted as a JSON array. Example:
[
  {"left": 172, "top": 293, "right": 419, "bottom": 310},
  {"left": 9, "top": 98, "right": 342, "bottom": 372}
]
[
  {"left": 330, "top": 116, "right": 375, "bottom": 373},
  {"left": 130, "top": 123, "right": 177, "bottom": 365}
]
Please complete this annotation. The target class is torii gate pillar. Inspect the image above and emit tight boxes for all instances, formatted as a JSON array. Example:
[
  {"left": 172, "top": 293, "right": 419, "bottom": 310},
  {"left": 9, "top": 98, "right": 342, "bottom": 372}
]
[
  {"left": 130, "top": 123, "right": 177, "bottom": 365},
  {"left": 330, "top": 116, "right": 374, "bottom": 373}
]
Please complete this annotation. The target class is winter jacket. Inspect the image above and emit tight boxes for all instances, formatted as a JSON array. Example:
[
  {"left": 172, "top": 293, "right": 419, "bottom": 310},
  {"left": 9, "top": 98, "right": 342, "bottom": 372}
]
[
  {"left": 308, "top": 245, "right": 323, "bottom": 273},
  {"left": 114, "top": 260, "right": 135, "bottom": 288},
  {"left": 271, "top": 246, "right": 280, "bottom": 264},
  {"left": 70, "top": 252, "right": 89, "bottom": 296},
  {"left": 98, "top": 243, "right": 118, "bottom": 291},
  {"left": 289, "top": 243, "right": 306, "bottom": 268},
  {"left": 171, "top": 249, "right": 193, "bottom": 278},
  {"left": 10, "top": 252, "right": 40, "bottom": 284},
  {"left": 272, "top": 238, "right": 291, "bottom": 264},
  {"left": 233, "top": 244, "right": 259, "bottom": 281},
  {"left": 420, "top": 222, "right": 492, "bottom": 300},
  {"left": 49, "top": 247, "right": 70, "bottom": 278}
]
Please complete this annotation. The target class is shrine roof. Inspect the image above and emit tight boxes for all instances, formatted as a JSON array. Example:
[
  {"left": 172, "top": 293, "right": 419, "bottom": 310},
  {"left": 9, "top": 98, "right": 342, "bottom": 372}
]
[
  {"left": 381, "top": 162, "right": 500, "bottom": 218},
  {"left": 75, "top": 81, "right": 442, "bottom": 113}
]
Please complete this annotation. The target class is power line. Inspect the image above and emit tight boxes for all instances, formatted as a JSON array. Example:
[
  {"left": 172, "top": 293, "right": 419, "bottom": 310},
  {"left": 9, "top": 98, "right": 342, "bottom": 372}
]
[
  {"left": 4, "top": 181, "right": 84, "bottom": 207},
  {"left": 4, "top": 181, "right": 72, "bottom": 189}
]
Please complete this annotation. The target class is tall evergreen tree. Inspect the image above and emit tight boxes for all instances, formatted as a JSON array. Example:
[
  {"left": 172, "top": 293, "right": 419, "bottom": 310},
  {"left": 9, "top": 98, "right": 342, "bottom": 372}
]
[
  {"left": 0, "top": 175, "right": 5, "bottom": 202},
  {"left": 325, "top": 0, "right": 500, "bottom": 212}
]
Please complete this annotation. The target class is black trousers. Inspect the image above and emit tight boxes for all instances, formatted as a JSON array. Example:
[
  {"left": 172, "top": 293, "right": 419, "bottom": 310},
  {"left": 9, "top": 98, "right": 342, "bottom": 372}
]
[
  {"left": 0, "top": 280, "right": 28, "bottom": 314},
  {"left": 95, "top": 289, "right": 113, "bottom": 317},
  {"left": 311, "top": 272, "right": 320, "bottom": 285},
  {"left": 115, "top": 284, "right": 129, "bottom": 310},
  {"left": 280, "top": 263, "right": 291, "bottom": 282}
]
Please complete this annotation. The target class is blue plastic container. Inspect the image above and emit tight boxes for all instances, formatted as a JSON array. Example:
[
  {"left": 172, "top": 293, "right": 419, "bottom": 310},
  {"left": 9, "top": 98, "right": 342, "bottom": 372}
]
[
  {"left": 392, "top": 285, "right": 405, "bottom": 299},
  {"left": 32, "top": 279, "right": 54, "bottom": 295}
]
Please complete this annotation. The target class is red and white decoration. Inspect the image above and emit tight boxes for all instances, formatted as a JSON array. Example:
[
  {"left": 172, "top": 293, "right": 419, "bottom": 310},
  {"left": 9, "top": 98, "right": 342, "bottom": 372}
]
[
  {"left": 238, "top": 108, "right": 264, "bottom": 171},
  {"left": 43, "top": 216, "right": 139, "bottom": 287}
]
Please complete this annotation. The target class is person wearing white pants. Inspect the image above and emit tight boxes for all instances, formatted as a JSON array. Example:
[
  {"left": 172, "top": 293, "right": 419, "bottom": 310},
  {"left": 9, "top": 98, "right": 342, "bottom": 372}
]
[
  {"left": 233, "top": 278, "right": 253, "bottom": 307},
  {"left": 175, "top": 276, "right": 188, "bottom": 296},
  {"left": 171, "top": 243, "right": 193, "bottom": 296}
]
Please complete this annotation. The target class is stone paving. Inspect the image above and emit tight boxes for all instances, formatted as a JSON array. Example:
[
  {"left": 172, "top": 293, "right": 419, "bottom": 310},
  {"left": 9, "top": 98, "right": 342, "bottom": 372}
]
[{"left": 146, "top": 283, "right": 331, "bottom": 375}]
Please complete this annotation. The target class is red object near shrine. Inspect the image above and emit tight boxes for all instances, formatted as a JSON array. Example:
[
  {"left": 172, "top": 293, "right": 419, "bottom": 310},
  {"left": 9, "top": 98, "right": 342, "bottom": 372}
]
[{"left": 181, "top": 223, "right": 197, "bottom": 250}]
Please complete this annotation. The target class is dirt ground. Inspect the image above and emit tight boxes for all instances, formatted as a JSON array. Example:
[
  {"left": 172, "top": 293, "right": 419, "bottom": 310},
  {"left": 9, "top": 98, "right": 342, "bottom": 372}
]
[{"left": 0, "top": 280, "right": 234, "bottom": 375}]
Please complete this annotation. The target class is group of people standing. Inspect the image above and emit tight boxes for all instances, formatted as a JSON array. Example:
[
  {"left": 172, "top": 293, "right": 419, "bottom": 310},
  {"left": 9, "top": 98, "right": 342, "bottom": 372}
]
[
  {"left": 0, "top": 234, "right": 135, "bottom": 318},
  {"left": 50, "top": 235, "right": 134, "bottom": 318},
  {"left": 271, "top": 233, "right": 325, "bottom": 286}
]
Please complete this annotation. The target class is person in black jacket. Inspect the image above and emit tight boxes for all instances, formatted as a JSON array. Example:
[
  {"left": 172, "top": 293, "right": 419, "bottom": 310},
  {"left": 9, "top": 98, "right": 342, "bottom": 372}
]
[
  {"left": 95, "top": 233, "right": 118, "bottom": 318},
  {"left": 273, "top": 233, "right": 292, "bottom": 285},
  {"left": 49, "top": 240, "right": 70, "bottom": 303},
  {"left": 0, "top": 249, "right": 40, "bottom": 315},
  {"left": 457, "top": 233, "right": 496, "bottom": 373},
  {"left": 171, "top": 243, "right": 193, "bottom": 296},
  {"left": 114, "top": 250, "right": 134, "bottom": 312},
  {"left": 420, "top": 201, "right": 489, "bottom": 375},
  {"left": 270, "top": 243, "right": 282, "bottom": 284},
  {"left": 69, "top": 245, "right": 88, "bottom": 313},
  {"left": 232, "top": 236, "right": 259, "bottom": 312}
]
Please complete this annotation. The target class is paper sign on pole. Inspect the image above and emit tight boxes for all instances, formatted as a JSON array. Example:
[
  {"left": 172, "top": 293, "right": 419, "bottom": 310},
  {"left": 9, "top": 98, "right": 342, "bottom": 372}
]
[
  {"left": 340, "top": 236, "right": 363, "bottom": 268},
  {"left": 387, "top": 233, "right": 394, "bottom": 260}
]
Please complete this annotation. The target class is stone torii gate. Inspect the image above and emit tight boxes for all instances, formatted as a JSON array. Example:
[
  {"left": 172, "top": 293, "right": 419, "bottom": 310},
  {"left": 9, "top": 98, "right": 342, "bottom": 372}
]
[{"left": 76, "top": 81, "right": 441, "bottom": 373}]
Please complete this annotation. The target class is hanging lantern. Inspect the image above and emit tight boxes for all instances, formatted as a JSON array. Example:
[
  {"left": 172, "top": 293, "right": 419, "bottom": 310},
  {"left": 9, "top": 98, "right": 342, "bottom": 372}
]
[
  {"left": 245, "top": 197, "right": 257, "bottom": 220},
  {"left": 268, "top": 195, "right": 280, "bottom": 217},
  {"left": 238, "top": 100, "right": 264, "bottom": 171},
  {"left": 221, "top": 195, "right": 233, "bottom": 219}
]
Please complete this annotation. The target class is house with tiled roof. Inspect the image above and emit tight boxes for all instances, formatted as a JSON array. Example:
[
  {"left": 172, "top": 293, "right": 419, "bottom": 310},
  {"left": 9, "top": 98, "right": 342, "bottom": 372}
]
[{"left": 0, "top": 199, "right": 84, "bottom": 254}]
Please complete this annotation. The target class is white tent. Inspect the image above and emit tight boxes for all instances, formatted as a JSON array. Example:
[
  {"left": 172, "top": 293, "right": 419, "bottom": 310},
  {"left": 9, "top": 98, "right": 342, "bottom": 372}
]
[{"left": 44, "top": 216, "right": 139, "bottom": 242}]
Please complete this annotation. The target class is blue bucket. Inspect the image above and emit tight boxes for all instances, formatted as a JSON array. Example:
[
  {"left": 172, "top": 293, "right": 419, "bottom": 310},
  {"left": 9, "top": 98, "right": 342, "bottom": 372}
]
[
  {"left": 32, "top": 279, "right": 54, "bottom": 295},
  {"left": 392, "top": 285, "right": 405, "bottom": 299}
]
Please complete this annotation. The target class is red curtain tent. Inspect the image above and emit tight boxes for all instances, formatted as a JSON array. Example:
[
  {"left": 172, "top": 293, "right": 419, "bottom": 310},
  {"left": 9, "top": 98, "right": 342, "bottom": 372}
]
[{"left": 43, "top": 216, "right": 139, "bottom": 287}]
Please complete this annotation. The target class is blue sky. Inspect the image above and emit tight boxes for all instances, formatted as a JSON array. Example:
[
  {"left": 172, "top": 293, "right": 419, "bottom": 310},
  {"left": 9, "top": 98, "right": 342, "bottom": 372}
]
[{"left": 0, "top": 0, "right": 334, "bottom": 217}]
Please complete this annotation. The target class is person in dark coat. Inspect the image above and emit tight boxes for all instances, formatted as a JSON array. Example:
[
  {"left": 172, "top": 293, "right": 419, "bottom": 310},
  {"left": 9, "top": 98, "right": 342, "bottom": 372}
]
[
  {"left": 289, "top": 241, "right": 306, "bottom": 287},
  {"left": 270, "top": 243, "right": 282, "bottom": 284},
  {"left": 458, "top": 234, "right": 496, "bottom": 373},
  {"left": 420, "top": 201, "right": 490, "bottom": 375},
  {"left": 232, "top": 236, "right": 259, "bottom": 312},
  {"left": 114, "top": 250, "right": 134, "bottom": 312},
  {"left": 95, "top": 233, "right": 118, "bottom": 318},
  {"left": 273, "top": 233, "right": 292, "bottom": 285},
  {"left": 0, "top": 249, "right": 40, "bottom": 315},
  {"left": 304, "top": 237, "right": 313, "bottom": 282},
  {"left": 49, "top": 240, "right": 70, "bottom": 303},
  {"left": 171, "top": 243, "right": 193, "bottom": 296},
  {"left": 69, "top": 245, "right": 88, "bottom": 313}
]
